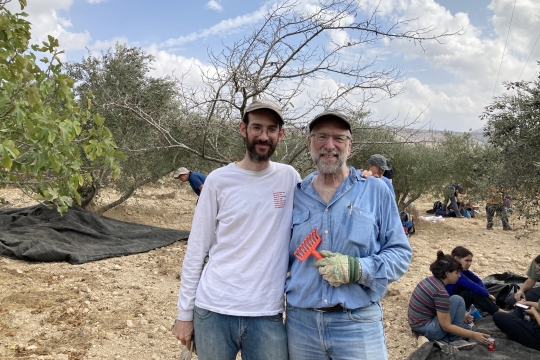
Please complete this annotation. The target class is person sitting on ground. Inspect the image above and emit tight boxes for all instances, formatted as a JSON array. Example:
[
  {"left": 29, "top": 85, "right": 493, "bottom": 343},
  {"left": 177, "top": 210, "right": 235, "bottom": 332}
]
[
  {"left": 443, "top": 184, "right": 465, "bottom": 218},
  {"left": 493, "top": 296, "right": 540, "bottom": 351},
  {"left": 446, "top": 246, "right": 505, "bottom": 315},
  {"left": 408, "top": 250, "right": 491, "bottom": 346},
  {"left": 363, "top": 154, "right": 394, "bottom": 192},
  {"left": 486, "top": 185, "right": 511, "bottom": 231},
  {"left": 507, "top": 254, "right": 540, "bottom": 307},
  {"left": 173, "top": 167, "right": 206, "bottom": 196}
]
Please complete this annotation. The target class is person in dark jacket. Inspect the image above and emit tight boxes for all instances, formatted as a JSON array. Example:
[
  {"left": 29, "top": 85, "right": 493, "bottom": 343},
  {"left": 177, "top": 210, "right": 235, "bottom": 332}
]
[
  {"left": 445, "top": 246, "right": 505, "bottom": 315},
  {"left": 493, "top": 296, "right": 540, "bottom": 350},
  {"left": 443, "top": 184, "right": 465, "bottom": 218}
]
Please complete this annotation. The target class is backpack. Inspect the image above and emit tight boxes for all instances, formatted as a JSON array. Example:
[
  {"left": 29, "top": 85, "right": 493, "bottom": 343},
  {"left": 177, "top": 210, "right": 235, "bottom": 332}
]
[
  {"left": 399, "top": 211, "right": 415, "bottom": 236},
  {"left": 486, "top": 283, "right": 521, "bottom": 309},
  {"left": 426, "top": 201, "right": 444, "bottom": 215},
  {"left": 483, "top": 272, "right": 528, "bottom": 309}
]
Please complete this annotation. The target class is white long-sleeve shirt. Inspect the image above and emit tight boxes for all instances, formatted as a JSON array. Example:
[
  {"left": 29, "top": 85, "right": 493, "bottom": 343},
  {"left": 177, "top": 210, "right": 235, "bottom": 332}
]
[{"left": 177, "top": 162, "right": 300, "bottom": 321}]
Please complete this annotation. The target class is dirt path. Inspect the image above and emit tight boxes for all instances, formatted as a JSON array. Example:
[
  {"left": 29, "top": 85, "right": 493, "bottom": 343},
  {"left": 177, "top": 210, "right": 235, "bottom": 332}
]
[{"left": 1, "top": 185, "right": 538, "bottom": 359}]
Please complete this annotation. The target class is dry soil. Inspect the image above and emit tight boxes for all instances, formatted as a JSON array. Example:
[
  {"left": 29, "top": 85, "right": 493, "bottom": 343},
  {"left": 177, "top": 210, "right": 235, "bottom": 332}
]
[{"left": 0, "top": 182, "right": 538, "bottom": 360}]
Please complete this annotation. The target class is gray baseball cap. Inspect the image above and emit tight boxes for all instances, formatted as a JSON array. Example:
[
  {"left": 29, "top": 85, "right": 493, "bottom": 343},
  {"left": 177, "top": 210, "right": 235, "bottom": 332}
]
[
  {"left": 243, "top": 99, "right": 284, "bottom": 125},
  {"left": 366, "top": 154, "right": 390, "bottom": 170},
  {"left": 308, "top": 111, "right": 352, "bottom": 133},
  {"left": 173, "top": 167, "right": 190, "bottom": 178}
]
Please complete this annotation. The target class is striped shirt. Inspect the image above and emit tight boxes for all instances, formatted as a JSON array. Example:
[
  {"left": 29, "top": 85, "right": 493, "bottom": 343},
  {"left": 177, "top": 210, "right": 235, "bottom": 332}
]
[{"left": 408, "top": 276, "right": 450, "bottom": 327}]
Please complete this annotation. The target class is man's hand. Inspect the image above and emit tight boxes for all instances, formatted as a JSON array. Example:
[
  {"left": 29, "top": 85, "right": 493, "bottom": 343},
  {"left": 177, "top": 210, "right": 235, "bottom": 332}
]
[
  {"left": 314, "top": 250, "right": 361, "bottom": 287},
  {"left": 360, "top": 170, "right": 374, "bottom": 178},
  {"left": 172, "top": 320, "right": 194, "bottom": 349},
  {"left": 489, "top": 294, "right": 496, "bottom": 303},
  {"left": 514, "top": 290, "right": 525, "bottom": 302}
]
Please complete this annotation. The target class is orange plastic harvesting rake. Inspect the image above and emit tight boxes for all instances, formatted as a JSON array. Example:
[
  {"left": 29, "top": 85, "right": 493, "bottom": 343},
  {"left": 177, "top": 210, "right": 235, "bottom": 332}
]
[{"left": 294, "top": 228, "right": 323, "bottom": 261}]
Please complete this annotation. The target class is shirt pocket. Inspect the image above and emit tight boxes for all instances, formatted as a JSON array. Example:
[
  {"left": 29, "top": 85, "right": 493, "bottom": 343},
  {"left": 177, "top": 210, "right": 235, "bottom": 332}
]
[
  {"left": 291, "top": 210, "right": 312, "bottom": 250},
  {"left": 292, "top": 210, "right": 310, "bottom": 229},
  {"left": 340, "top": 207, "right": 376, "bottom": 257}
]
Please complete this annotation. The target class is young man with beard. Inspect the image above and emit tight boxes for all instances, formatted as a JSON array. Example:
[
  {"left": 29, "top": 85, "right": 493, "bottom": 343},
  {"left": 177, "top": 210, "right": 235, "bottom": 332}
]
[
  {"left": 285, "top": 111, "right": 412, "bottom": 360},
  {"left": 172, "top": 99, "right": 300, "bottom": 360}
]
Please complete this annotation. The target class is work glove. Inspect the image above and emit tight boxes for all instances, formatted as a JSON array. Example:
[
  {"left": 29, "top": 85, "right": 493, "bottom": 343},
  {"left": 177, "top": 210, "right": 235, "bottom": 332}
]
[{"left": 314, "top": 250, "right": 361, "bottom": 287}]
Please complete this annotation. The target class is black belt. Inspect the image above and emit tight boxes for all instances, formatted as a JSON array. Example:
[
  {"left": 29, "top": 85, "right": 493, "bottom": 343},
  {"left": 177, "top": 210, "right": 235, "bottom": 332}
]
[{"left": 314, "top": 304, "right": 345, "bottom": 312}]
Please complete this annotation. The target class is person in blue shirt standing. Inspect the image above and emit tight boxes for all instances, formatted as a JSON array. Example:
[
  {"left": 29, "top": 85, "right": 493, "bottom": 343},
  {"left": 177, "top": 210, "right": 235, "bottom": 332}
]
[
  {"left": 365, "top": 154, "right": 394, "bottom": 193},
  {"left": 285, "top": 111, "right": 413, "bottom": 360},
  {"left": 173, "top": 167, "right": 206, "bottom": 196}
]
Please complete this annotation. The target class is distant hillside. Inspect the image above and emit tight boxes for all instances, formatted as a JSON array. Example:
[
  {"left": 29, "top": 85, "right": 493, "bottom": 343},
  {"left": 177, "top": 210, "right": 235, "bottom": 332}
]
[{"left": 394, "top": 127, "right": 488, "bottom": 144}]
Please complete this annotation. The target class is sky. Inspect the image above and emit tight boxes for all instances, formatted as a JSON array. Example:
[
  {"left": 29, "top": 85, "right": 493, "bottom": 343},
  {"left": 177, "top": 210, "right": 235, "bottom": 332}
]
[{"left": 8, "top": 0, "right": 540, "bottom": 132}]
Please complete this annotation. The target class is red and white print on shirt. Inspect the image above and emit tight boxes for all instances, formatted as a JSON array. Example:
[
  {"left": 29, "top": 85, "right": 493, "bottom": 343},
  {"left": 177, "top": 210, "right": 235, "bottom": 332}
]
[{"left": 273, "top": 192, "right": 286, "bottom": 208}]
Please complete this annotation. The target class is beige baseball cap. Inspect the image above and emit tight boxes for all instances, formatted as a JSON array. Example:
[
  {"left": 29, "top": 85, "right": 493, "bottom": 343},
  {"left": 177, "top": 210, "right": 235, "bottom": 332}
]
[
  {"left": 173, "top": 167, "right": 189, "bottom": 178},
  {"left": 243, "top": 99, "right": 284, "bottom": 125},
  {"left": 308, "top": 111, "right": 352, "bottom": 133}
]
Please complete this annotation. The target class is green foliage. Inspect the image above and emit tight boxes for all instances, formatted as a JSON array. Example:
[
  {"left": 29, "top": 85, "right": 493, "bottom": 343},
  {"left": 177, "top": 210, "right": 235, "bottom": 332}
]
[
  {"left": 349, "top": 130, "right": 484, "bottom": 211},
  {"left": 0, "top": 1, "right": 122, "bottom": 213},
  {"left": 67, "top": 45, "right": 218, "bottom": 210},
  {"left": 481, "top": 78, "right": 540, "bottom": 221}
]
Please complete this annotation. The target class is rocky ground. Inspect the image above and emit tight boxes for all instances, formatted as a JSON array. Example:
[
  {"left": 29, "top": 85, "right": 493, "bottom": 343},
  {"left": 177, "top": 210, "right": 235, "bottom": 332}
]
[{"left": 0, "top": 182, "right": 538, "bottom": 360}]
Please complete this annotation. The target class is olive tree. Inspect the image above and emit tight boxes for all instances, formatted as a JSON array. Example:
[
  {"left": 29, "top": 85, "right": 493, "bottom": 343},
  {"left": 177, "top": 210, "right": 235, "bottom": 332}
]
[
  {"left": 0, "top": 0, "right": 122, "bottom": 213},
  {"left": 349, "top": 131, "right": 484, "bottom": 211},
  {"left": 67, "top": 0, "right": 461, "bottom": 211},
  {"left": 481, "top": 76, "right": 540, "bottom": 222}
]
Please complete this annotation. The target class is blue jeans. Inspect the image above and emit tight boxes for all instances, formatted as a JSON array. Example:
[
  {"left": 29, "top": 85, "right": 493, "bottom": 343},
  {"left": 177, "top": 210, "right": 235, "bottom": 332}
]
[
  {"left": 193, "top": 305, "right": 288, "bottom": 360},
  {"left": 411, "top": 295, "right": 469, "bottom": 342},
  {"left": 286, "top": 303, "right": 387, "bottom": 360}
]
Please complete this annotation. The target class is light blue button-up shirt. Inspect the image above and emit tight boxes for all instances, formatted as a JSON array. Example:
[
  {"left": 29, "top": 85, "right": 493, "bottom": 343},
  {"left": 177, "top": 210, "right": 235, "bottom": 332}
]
[{"left": 285, "top": 167, "right": 412, "bottom": 309}]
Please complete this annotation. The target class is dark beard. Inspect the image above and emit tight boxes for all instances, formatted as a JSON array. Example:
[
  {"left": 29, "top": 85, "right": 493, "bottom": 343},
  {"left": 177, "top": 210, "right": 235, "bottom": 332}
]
[{"left": 246, "top": 139, "right": 276, "bottom": 163}]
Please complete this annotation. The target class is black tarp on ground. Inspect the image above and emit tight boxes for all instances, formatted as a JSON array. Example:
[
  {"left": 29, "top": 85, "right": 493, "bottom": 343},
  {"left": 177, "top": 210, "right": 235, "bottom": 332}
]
[
  {"left": 483, "top": 272, "right": 529, "bottom": 286},
  {"left": 0, "top": 204, "right": 189, "bottom": 264},
  {"left": 474, "top": 316, "right": 508, "bottom": 339},
  {"left": 408, "top": 338, "right": 540, "bottom": 360}
]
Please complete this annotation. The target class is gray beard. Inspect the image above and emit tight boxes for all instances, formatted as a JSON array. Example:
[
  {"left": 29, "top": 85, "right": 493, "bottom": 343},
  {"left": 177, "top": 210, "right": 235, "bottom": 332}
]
[{"left": 313, "top": 150, "right": 346, "bottom": 174}]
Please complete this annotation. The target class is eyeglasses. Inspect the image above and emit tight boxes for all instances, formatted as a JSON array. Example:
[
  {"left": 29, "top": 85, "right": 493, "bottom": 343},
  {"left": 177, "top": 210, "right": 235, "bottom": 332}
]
[
  {"left": 310, "top": 133, "right": 351, "bottom": 144},
  {"left": 248, "top": 124, "right": 280, "bottom": 137}
]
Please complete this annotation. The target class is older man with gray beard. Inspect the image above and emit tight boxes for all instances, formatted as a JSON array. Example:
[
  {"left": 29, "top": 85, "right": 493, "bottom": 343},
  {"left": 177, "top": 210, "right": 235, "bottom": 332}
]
[{"left": 285, "top": 111, "right": 412, "bottom": 360}]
